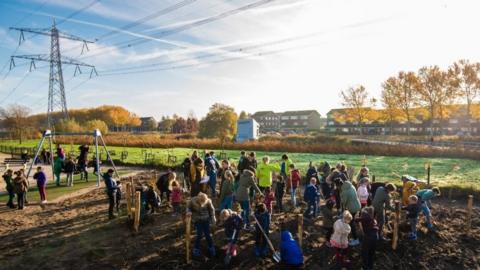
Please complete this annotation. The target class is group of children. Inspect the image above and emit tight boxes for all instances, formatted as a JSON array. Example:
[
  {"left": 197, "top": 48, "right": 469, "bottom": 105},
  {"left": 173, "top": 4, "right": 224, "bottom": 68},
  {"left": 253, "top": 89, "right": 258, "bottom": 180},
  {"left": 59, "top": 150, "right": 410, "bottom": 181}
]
[{"left": 3, "top": 166, "right": 48, "bottom": 209}]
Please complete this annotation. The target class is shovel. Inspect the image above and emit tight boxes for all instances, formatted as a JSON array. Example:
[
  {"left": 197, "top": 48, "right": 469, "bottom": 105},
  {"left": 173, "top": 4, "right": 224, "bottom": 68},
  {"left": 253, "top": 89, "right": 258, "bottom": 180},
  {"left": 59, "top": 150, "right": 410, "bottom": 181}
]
[
  {"left": 224, "top": 229, "right": 237, "bottom": 265},
  {"left": 252, "top": 215, "right": 281, "bottom": 263}
]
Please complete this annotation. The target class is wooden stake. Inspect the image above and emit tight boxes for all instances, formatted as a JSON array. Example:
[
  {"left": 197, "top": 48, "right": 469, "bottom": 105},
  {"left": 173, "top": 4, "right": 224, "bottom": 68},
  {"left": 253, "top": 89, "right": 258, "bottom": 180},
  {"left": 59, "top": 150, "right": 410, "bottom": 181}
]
[
  {"left": 392, "top": 201, "right": 400, "bottom": 250},
  {"left": 134, "top": 191, "right": 141, "bottom": 232},
  {"left": 427, "top": 164, "right": 431, "bottom": 186},
  {"left": 298, "top": 214, "right": 303, "bottom": 249},
  {"left": 372, "top": 175, "right": 376, "bottom": 183},
  {"left": 448, "top": 188, "right": 453, "bottom": 201},
  {"left": 467, "top": 195, "right": 473, "bottom": 232},
  {"left": 185, "top": 207, "right": 192, "bottom": 264},
  {"left": 125, "top": 182, "right": 132, "bottom": 219}
]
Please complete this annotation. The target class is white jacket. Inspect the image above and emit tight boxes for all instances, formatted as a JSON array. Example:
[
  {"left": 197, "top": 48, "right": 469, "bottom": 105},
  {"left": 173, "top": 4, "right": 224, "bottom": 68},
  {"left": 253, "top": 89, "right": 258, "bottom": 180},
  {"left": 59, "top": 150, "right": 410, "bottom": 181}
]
[
  {"left": 330, "top": 219, "right": 351, "bottom": 248},
  {"left": 357, "top": 184, "right": 369, "bottom": 203}
]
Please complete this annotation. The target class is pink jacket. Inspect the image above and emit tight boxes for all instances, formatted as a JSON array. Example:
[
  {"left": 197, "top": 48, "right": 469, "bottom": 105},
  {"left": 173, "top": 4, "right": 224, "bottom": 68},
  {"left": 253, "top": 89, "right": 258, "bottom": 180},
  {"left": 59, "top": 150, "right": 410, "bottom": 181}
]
[{"left": 171, "top": 187, "right": 182, "bottom": 203}]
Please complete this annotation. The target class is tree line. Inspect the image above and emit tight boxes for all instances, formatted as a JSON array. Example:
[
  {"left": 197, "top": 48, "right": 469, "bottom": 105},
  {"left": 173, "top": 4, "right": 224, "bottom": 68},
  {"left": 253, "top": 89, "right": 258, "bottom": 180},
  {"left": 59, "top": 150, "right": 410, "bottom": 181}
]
[{"left": 339, "top": 59, "right": 480, "bottom": 135}]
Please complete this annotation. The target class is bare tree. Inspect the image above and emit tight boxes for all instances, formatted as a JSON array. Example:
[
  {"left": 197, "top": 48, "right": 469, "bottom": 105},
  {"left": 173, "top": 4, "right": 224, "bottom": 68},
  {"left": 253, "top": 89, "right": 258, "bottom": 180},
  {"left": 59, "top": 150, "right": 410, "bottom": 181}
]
[
  {"left": 449, "top": 59, "right": 480, "bottom": 132},
  {"left": 0, "top": 104, "right": 32, "bottom": 144},
  {"left": 340, "top": 85, "right": 375, "bottom": 135}
]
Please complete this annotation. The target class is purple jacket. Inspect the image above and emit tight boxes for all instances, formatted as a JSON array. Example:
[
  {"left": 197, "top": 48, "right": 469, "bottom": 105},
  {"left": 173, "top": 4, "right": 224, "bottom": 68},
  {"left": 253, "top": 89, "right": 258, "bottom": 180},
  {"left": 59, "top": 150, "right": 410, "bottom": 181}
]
[{"left": 33, "top": 171, "right": 47, "bottom": 187}]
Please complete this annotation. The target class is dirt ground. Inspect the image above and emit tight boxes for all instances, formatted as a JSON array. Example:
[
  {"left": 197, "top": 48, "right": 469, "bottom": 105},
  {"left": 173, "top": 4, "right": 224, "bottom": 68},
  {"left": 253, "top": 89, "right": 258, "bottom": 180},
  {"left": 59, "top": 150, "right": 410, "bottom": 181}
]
[{"left": 0, "top": 172, "right": 479, "bottom": 270}]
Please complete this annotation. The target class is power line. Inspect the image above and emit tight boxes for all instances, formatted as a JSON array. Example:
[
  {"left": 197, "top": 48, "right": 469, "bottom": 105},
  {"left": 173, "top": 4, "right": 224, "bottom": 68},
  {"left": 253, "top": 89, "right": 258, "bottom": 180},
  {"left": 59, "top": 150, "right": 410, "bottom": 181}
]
[
  {"left": 0, "top": 71, "right": 32, "bottom": 105},
  {"left": 56, "top": 0, "right": 100, "bottom": 26},
  {"left": 13, "top": 0, "right": 51, "bottom": 26},
  {"left": 79, "top": 0, "right": 280, "bottom": 60}
]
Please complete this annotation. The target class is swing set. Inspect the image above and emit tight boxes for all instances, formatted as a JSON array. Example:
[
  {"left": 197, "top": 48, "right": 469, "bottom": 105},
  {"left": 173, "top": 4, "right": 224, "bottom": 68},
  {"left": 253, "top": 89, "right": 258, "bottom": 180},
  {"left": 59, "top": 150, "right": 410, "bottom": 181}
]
[{"left": 26, "top": 129, "right": 119, "bottom": 186}]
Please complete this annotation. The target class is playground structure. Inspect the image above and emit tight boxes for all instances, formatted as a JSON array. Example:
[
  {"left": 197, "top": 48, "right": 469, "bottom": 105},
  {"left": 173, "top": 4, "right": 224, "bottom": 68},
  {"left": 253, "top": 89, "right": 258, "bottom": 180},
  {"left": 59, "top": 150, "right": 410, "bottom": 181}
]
[{"left": 25, "top": 129, "right": 119, "bottom": 186}]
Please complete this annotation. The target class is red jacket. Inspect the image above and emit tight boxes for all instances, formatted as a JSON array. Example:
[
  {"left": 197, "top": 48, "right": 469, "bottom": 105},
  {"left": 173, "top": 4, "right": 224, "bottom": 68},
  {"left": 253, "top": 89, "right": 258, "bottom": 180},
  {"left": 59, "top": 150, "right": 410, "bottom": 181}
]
[
  {"left": 289, "top": 169, "right": 301, "bottom": 189},
  {"left": 171, "top": 187, "right": 183, "bottom": 203}
]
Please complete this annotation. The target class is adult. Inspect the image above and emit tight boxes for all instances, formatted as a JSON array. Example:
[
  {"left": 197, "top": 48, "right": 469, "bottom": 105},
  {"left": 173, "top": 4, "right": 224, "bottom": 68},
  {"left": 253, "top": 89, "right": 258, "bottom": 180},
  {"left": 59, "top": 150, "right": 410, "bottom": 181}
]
[
  {"left": 102, "top": 168, "right": 118, "bottom": 219},
  {"left": 235, "top": 168, "right": 256, "bottom": 230},
  {"left": 78, "top": 145, "right": 89, "bottom": 182},
  {"left": 40, "top": 148, "right": 47, "bottom": 164},
  {"left": 306, "top": 162, "right": 318, "bottom": 186},
  {"left": 339, "top": 179, "right": 362, "bottom": 246},
  {"left": 181, "top": 157, "right": 192, "bottom": 191},
  {"left": 372, "top": 183, "right": 396, "bottom": 240},
  {"left": 187, "top": 192, "right": 216, "bottom": 257},
  {"left": 12, "top": 171, "right": 28, "bottom": 210},
  {"left": 205, "top": 152, "right": 220, "bottom": 198},
  {"left": 53, "top": 156, "right": 63, "bottom": 186},
  {"left": 416, "top": 187, "right": 441, "bottom": 230},
  {"left": 256, "top": 156, "right": 280, "bottom": 192},
  {"left": 237, "top": 151, "right": 247, "bottom": 174},
  {"left": 190, "top": 158, "right": 205, "bottom": 197},
  {"left": 156, "top": 169, "right": 174, "bottom": 202},
  {"left": 3, "top": 169, "right": 15, "bottom": 208},
  {"left": 191, "top": 150, "right": 199, "bottom": 162},
  {"left": 33, "top": 166, "right": 47, "bottom": 203},
  {"left": 56, "top": 144, "right": 65, "bottom": 159}
]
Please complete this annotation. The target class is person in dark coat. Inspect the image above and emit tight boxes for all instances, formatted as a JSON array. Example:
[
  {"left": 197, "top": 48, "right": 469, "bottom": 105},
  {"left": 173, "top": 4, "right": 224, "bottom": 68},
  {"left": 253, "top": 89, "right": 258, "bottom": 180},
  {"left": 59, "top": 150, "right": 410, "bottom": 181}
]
[
  {"left": 356, "top": 206, "right": 379, "bottom": 270},
  {"left": 303, "top": 178, "right": 320, "bottom": 218},
  {"left": 156, "top": 169, "right": 174, "bottom": 203},
  {"left": 254, "top": 203, "right": 270, "bottom": 257},
  {"left": 3, "top": 169, "right": 15, "bottom": 208},
  {"left": 102, "top": 169, "right": 118, "bottom": 219}
]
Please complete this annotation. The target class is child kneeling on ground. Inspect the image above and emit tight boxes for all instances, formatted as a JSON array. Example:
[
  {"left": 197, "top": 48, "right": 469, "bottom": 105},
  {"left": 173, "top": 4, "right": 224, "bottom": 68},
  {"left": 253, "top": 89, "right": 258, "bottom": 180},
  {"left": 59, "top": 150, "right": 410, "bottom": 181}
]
[
  {"left": 254, "top": 203, "right": 271, "bottom": 257},
  {"left": 330, "top": 210, "right": 353, "bottom": 267},
  {"left": 187, "top": 192, "right": 216, "bottom": 257},
  {"left": 280, "top": 230, "right": 304, "bottom": 268},
  {"left": 402, "top": 195, "right": 421, "bottom": 240},
  {"left": 220, "top": 209, "right": 243, "bottom": 258}
]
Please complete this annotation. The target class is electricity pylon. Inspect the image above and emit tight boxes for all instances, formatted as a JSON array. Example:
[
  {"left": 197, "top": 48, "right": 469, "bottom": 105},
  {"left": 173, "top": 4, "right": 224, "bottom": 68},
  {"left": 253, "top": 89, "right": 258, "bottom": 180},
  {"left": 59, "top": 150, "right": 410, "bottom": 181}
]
[{"left": 9, "top": 20, "right": 97, "bottom": 128}]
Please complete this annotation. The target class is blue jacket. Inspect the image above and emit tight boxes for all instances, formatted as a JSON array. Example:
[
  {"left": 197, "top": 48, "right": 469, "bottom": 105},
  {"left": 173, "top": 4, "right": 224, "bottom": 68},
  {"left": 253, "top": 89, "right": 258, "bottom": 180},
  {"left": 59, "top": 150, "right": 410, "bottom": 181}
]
[
  {"left": 103, "top": 173, "right": 117, "bottom": 191},
  {"left": 417, "top": 189, "right": 435, "bottom": 207},
  {"left": 303, "top": 184, "right": 318, "bottom": 203},
  {"left": 33, "top": 171, "right": 47, "bottom": 187},
  {"left": 280, "top": 231, "right": 303, "bottom": 266},
  {"left": 255, "top": 210, "right": 270, "bottom": 234}
]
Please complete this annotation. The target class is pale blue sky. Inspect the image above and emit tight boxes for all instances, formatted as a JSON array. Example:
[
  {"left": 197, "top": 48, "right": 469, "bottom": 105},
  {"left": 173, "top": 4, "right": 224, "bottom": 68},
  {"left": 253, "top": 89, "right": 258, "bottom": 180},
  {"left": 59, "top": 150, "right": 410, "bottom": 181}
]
[{"left": 0, "top": 0, "right": 479, "bottom": 120}]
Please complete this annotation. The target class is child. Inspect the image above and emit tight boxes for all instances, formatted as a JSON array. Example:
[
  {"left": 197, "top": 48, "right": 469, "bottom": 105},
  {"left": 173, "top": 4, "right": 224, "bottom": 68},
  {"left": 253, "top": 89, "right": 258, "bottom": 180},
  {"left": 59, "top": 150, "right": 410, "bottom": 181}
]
[
  {"left": 303, "top": 177, "right": 319, "bottom": 218},
  {"left": 330, "top": 210, "right": 353, "bottom": 267},
  {"left": 12, "top": 171, "right": 28, "bottom": 210},
  {"left": 275, "top": 175, "right": 286, "bottom": 212},
  {"left": 356, "top": 206, "right": 378, "bottom": 270},
  {"left": 64, "top": 157, "right": 76, "bottom": 187},
  {"left": 33, "top": 166, "right": 47, "bottom": 204},
  {"left": 53, "top": 156, "right": 63, "bottom": 186},
  {"left": 402, "top": 195, "right": 421, "bottom": 240},
  {"left": 219, "top": 170, "right": 235, "bottom": 211},
  {"left": 186, "top": 192, "right": 216, "bottom": 257},
  {"left": 280, "top": 230, "right": 304, "bottom": 268},
  {"left": 264, "top": 186, "right": 275, "bottom": 214},
  {"left": 321, "top": 199, "right": 335, "bottom": 246},
  {"left": 289, "top": 164, "right": 301, "bottom": 207},
  {"left": 220, "top": 209, "right": 243, "bottom": 258},
  {"left": 254, "top": 203, "right": 271, "bottom": 257},
  {"left": 170, "top": 180, "right": 183, "bottom": 216},
  {"left": 357, "top": 177, "right": 370, "bottom": 208},
  {"left": 3, "top": 169, "right": 15, "bottom": 208},
  {"left": 417, "top": 187, "right": 440, "bottom": 231}
]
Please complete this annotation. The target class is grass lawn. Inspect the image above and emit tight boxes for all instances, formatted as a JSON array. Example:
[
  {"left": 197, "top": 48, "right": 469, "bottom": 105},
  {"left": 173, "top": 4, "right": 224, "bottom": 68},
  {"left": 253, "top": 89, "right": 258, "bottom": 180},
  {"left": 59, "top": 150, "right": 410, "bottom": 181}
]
[
  {"left": 1, "top": 140, "right": 479, "bottom": 190},
  {"left": 0, "top": 168, "right": 133, "bottom": 204}
]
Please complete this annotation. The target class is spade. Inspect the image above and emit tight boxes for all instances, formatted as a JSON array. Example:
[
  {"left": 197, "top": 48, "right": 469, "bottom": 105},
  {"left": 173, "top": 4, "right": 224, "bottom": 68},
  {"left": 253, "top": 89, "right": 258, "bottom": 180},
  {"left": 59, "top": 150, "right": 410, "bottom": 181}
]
[{"left": 252, "top": 215, "right": 281, "bottom": 263}]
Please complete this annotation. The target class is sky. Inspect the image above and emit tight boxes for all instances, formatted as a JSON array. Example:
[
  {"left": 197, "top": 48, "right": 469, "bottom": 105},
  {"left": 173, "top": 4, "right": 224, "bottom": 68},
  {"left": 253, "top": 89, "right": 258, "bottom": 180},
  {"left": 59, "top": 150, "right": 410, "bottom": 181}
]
[{"left": 0, "top": 0, "right": 480, "bottom": 120}]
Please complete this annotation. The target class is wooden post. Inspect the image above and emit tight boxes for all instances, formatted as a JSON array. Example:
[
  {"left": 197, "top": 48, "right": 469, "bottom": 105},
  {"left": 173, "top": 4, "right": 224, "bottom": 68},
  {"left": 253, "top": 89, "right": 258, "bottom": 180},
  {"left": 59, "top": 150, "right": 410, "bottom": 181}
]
[
  {"left": 185, "top": 213, "right": 192, "bottom": 264},
  {"left": 372, "top": 175, "right": 376, "bottom": 183},
  {"left": 297, "top": 214, "right": 303, "bottom": 249},
  {"left": 467, "top": 195, "right": 473, "bottom": 232},
  {"left": 392, "top": 201, "right": 400, "bottom": 250},
  {"left": 448, "top": 188, "right": 453, "bottom": 201},
  {"left": 134, "top": 191, "right": 141, "bottom": 232},
  {"left": 125, "top": 182, "right": 132, "bottom": 219},
  {"left": 427, "top": 164, "right": 431, "bottom": 186}
]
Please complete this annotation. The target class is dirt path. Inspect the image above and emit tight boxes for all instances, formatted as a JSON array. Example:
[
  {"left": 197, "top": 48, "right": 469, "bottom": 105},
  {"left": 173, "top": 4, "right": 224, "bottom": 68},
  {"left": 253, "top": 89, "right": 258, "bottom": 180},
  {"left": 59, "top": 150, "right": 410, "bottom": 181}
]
[{"left": 0, "top": 173, "right": 479, "bottom": 270}]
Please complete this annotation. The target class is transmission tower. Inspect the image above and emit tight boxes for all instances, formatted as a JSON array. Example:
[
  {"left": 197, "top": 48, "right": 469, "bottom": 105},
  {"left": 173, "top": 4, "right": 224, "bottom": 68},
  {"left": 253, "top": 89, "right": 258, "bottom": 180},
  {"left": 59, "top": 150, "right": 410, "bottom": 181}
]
[{"left": 9, "top": 20, "right": 97, "bottom": 128}]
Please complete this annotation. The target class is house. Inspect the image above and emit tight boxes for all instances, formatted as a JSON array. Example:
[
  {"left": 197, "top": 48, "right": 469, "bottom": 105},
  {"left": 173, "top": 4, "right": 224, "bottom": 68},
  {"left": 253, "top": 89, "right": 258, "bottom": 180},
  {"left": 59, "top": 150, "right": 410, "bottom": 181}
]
[
  {"left": 279, "top": 110, "right": 322, "bottom": 132},
  {"left": 236, "top": 118, "right": 260, "bottom": 143},
  {"left": 326, "top": 105, "right": 480, "bottom": 135},
  {"left": 252, "top": 110, "right": 322, "bottom": 133},
  {"left": 252, "top": 111, "right": 280, "bottom": 132}
]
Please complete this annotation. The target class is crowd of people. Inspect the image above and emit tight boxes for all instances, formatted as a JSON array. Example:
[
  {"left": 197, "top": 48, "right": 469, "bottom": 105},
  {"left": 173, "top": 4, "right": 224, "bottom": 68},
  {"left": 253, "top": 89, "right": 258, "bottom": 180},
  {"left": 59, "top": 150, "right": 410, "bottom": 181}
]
[
  {"left": 106, "top": 150, "right": 442, "bottom": 269},
  {"left": 2, "top": 144, "right": 94, "bottom": 209}
]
